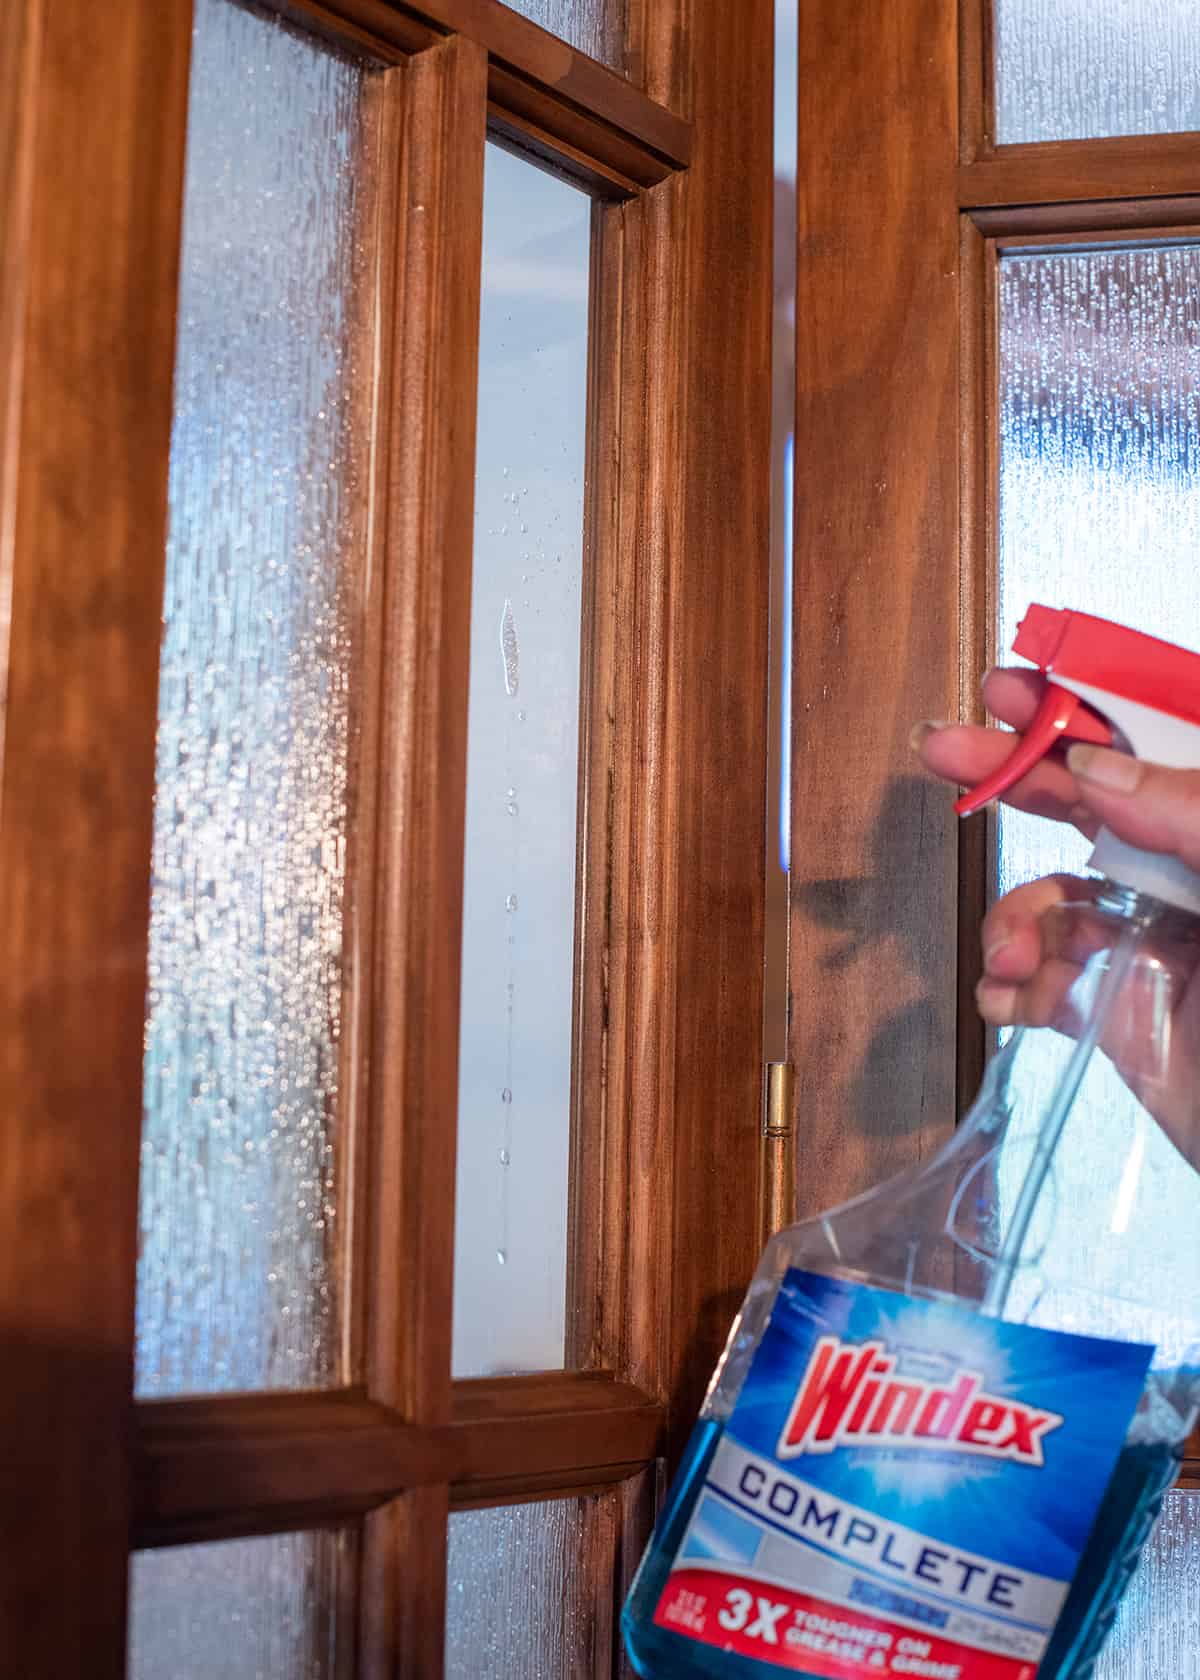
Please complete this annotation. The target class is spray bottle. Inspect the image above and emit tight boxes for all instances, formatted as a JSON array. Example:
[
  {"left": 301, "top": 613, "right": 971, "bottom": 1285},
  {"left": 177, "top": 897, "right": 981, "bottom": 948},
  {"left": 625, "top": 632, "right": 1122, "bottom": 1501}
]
[{"left": 623, "top": 605, "right": 1200, "bottom": 1680}]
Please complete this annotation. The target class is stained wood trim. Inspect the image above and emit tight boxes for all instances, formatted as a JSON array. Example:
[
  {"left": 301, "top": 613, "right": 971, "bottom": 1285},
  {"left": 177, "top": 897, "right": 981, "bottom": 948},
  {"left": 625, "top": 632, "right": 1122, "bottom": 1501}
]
[
  {"left": 955, "top": 215, "right": 992, "bottom": 1125},
  {"left": 0, "top": 2, "right": 193, "bottom": 1674},
  {"left": 283, "top": 0, "right": 690, "bottom": 193},
  {"left": 790, "top": 0, "right": 963, "bottom": 1212},
  {"left": 961, "top": 134, "right": 1200, "bottom": 211},
  {"left": 133, "top": 1376, "right": 665, "bottom": 1545},
  {"left": 972, "top": 201, "right": 1200, "bottom": 241},
  {"left": 630, "top": 0, "right": 772, "bottom": 1452},
  {"left": 363, "top": 33, "right": 484, "bottom": 1428},
  {"left": 400, "top": 0, "right": 688, "bottom": 166},
  {"left": 958, "top": 0, "right": 991, "bottom": 162},
  {"left": 0, "top": 0, "right": 38, "bottom": 694},
  {"left": 355, "top": 36, "right": 486, "bottom": 1676}
]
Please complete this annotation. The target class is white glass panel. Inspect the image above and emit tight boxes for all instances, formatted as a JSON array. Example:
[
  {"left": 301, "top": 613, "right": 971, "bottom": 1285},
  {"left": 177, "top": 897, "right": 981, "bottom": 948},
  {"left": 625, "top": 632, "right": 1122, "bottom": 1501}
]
[
  {"left": 136, "top": 0, "right": 374, "bottom": 1396},
  {"left": 445, "top": 1498, "right": 603, "bottom": 1676},
  {"left": 995, "top": 0, "right": 1200, "bottom": 144},
  {"left": 997, "top": 243, "right": 1200, "bottom": 1674},
  {"left": 129, "top": 1530, "right": 349, "bottom": 1679},
  {"left": 452, "top": 144, "right": 590, "bottom": 1378},
  {"left": 1096, "top": 1492, "right": 1200, "bottom": 1678},
  {"left": 497, "top": 0, "right": 626, "bottom": 72}
]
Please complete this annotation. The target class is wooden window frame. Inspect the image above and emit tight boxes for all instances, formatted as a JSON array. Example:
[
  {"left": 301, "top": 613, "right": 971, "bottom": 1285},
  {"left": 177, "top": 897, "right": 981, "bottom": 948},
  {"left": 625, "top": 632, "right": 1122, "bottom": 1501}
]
[
  {"left": 790, "top": 0, "right": 1200, "bottom": 1523},
  {"left": 1, "top": 0, "right": 773, "bottom": 1673}
]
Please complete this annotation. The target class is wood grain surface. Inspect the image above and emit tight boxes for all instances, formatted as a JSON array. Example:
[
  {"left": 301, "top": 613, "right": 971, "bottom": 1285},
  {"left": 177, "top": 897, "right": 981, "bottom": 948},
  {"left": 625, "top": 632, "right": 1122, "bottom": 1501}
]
[{"left": 0, "top": 2, "right": 192, "bottom": 1673}]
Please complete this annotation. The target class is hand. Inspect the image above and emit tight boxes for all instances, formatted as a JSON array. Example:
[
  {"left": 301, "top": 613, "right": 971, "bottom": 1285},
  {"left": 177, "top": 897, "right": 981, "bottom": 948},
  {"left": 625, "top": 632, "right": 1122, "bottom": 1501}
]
[{"left": 911, "top": 667, "right": 1200, "bottom": 1164}]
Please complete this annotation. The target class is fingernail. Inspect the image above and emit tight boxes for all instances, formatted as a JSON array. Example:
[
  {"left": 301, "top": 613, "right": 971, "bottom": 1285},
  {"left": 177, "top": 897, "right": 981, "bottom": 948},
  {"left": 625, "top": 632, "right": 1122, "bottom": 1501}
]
[
  {"left": 983, "top": 935, "right": 1013, "bottom": 969},
  {"left": 976, "top": 978, "right": 1018, "bottom": 1024},
  {"left": 1067, "top": 744, "right": 1142, "bottom": 794},
  {"left": 909, "top": 719, "right": 951, "bottom": 752}
]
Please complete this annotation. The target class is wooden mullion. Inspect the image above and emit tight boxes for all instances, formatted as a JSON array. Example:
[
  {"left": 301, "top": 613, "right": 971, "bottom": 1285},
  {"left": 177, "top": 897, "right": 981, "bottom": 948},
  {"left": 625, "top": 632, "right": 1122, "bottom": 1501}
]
[
  {"left": 278, "top": 0, "right": 690, "bottom": 193},
  {"left": 633, "top": 0, "right": 773, "bottom": 1457},
  {"left": 0, "top": 4, "right": 193, "bottom": 1676},
  {"left": 358, "top": 30, "right": 487, "bottom": 1679},
  {"left": 975, "top": 205, "right": 1200, "bottom": 241},
  {"left": 961, "top": 133, "right": 1200, "bottom": 211},
  {"left": 340, "top": 61, "right": 404, "bottom": 1390},
  {"left": 397, "top": 0, "right": 689, "bottom": 167},
  {"left": 133, "top": 1375, "right": 665, "bottom": 1545},
  {"left": 790, "top": 0, "right": 963, "bottom": 1214},
  {"left": 958, "top": 0, "right": 992, "bottom": 162}
]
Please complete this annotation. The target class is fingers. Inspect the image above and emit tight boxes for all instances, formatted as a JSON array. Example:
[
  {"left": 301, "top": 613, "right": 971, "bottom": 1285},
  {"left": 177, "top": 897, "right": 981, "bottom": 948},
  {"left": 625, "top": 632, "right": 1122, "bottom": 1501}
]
[
  {"left": 980, "top": 666, "right": 1045, "bottom": 729},
  {"left": 911, "top": 720, "right": 1091, "bottom": 828},
  {"left": 1067, "top": 748, "right": 1200, "bottom": 874},
  {"left": 975, "top": 874, "right": 1095, "bottom": 1028}
]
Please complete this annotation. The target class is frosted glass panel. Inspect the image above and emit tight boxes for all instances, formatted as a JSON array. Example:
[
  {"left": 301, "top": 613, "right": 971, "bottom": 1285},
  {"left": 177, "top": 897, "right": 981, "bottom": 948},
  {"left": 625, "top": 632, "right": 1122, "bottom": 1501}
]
[
  {"left": 136, "top": 0, "right": 374, "bottom": 1396},
  {"left": 497, "top": 0, "right": 626, "bottom": 72},
  {"left": 128, "top": 1529, "right": 350, "bottom": 1679},
  {"left": 997, "top": 245, "right": 1200, "bottom": 1674},
  {"left": 452, "top": 145, "right": 590, "bottom": 1377},
  {"left": 995, "top": 0, "right": 1200, "bottom": 143},
  {"left": 1095, "top": 1492, "right": 1200, "bottom": 1678},
  {"left": 446, "top": 1498, "right": 602, "bottom": 1676}
]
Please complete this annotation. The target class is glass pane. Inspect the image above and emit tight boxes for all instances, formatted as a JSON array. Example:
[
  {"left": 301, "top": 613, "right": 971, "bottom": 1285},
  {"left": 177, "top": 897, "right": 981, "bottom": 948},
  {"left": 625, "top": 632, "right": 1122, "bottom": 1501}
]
[
  {"left": 128, "top": 1530, "right": 350, "bottom": 1679},
  {"left": 997, "top": 244, "right": 1200, "bottom": 1673},
  {"left": 995, "top": 0, "right": 1200, "bottom": 144},
  {"left": 136, "top": 0, "right": 375, "bottom": 1397},
  {"left": 445, "top": 1496, "right": 609, "bottom": 1676},
  {"left": 452, "top": 144, "right": 591, "bottom": 1378},
  {"left": 497, "top": 0, "right": 627, "bottom": 74},
  {"left": 1096, "top": 1492, "right": 1200, "bottom": 1677}
]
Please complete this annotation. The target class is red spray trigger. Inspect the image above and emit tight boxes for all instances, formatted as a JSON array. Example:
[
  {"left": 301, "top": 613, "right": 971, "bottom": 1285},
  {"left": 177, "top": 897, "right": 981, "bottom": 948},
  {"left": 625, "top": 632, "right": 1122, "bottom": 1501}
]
[{"left": 954, "top": 684, "right": 1113, "bottom": 818}]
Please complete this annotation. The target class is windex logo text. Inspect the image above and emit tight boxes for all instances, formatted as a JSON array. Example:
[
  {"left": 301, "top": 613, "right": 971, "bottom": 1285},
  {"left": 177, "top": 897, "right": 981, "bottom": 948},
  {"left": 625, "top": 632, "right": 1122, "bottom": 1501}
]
[{"left": 778, "top": 1336, "right": 1063, "bottom": 1466}]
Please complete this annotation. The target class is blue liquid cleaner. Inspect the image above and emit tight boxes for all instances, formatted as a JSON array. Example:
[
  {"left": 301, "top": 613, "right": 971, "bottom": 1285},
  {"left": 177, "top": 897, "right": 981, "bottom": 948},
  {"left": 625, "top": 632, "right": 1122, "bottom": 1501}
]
[{"left": 622, "top": 1418, "right": 1180, "bottom": 1680}]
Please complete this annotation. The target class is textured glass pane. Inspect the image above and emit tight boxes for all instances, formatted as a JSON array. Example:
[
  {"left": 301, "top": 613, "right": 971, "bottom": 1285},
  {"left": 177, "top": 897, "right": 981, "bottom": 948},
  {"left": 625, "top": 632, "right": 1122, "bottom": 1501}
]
[
  {"left": 446, "top": 1497, "right": 605, "bottom": 1676},
  {"left": 1095, "top": 1492, "right": 1200, "bottom": 1678},
  {"left": 129, "top": 1530, "right": 349, "bottom": 1679},
  {"left": 136, "top": 0, "right": 374, "bottom": 1396},
  {"left": 995, "top": 0, "right": 1200, "bottom": 144},
  {"left": 497, "top": 0, "right": 626, "bottom": 73},
  {"left": 452, "top": 145, "right": 590, "bottom": 1377},
  {"left": 997, "top": 244, "right": 1200, "bottom": 1674}
]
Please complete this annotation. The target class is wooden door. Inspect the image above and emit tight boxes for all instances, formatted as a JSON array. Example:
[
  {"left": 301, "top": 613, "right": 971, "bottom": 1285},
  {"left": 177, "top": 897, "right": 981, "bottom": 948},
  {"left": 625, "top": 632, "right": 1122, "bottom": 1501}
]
[
  {"left": 0, "top": 1, "right": 772, "bottom": 1673},
  {"left": 790, "top": 0, "right": 1200, "bottom": 1669}
]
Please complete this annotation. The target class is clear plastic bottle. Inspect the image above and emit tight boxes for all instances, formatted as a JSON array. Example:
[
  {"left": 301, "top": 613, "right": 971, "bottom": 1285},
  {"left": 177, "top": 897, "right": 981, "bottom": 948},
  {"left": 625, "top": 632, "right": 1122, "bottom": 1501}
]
[{"left": 623, "top": 608, "right": 1200, "bottom": 1680}]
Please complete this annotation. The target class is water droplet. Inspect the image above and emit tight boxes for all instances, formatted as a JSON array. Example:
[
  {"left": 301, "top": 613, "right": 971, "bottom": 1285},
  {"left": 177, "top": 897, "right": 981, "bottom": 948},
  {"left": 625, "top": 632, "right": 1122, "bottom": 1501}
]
[
  {"left": 505, "top": 893, "right": 518, "bottom": 912},
  {"left": 506, "top": 801, "right": 519, "bottom": 817},
  {"left": 496, "top": 1248, "right": 508, "bottom": 1265},
  {"left": 498, "top": 1148, "right": 511, "bottom": 1166},
  {"left": 517, "top": 710, "right": 527, "bottom": 723},
  {"left": 502, "top": 465, "right": 510, "bottom": 477},
  {"left": 500, "top": 599, "right": 519, "bottom": 696},
  {"left": 506, "top": 785, "right": 517, "bottom": 798},
  {"left": 501, "top": 1087, "right": 512, "bottom": 1104}
]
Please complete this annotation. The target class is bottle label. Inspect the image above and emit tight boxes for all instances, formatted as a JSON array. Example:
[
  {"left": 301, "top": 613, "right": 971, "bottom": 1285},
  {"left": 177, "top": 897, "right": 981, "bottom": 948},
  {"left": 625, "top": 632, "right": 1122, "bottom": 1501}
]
[{"left": 652, "top": 1269, "right": 1154, "bottom": 1678}]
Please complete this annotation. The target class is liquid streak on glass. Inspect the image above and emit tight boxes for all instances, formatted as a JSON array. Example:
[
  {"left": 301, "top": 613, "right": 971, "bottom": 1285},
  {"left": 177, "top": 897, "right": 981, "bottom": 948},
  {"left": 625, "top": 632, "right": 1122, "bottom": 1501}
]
[
  {"left": 445, "top": 1497, "right": 608, "bottom": 1677},
  {"left": 129, "top": 1529, "right": 350, "bottom": 1680},
  {"left": 496, "top": 0, "right": 627, "bottom": 73},
  {"left": 994, "top": 0, "right": 1200, "bottom": 144},
  {"left": 137, "top": 0, "right": 374, "bottom": 1396},
  {"left": 452, "top": 143, "right": 590, "bottom": 1378},
  {"left": 997, "top": 243, "right": 1200, "bottom": 1673}
]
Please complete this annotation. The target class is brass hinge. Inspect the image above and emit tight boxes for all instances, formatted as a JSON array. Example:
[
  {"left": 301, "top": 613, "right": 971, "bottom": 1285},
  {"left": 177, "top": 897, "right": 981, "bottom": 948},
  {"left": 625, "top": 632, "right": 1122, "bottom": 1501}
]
[{"left": 760, "top": 1060, "right": 796, "bottom": 1242}]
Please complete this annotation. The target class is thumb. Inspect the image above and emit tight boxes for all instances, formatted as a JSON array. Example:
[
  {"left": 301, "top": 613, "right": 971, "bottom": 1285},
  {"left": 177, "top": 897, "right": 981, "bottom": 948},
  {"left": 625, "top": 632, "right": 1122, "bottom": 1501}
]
[{"left": 1067, "top": 746, "right": 1200, "bottom": 874}]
